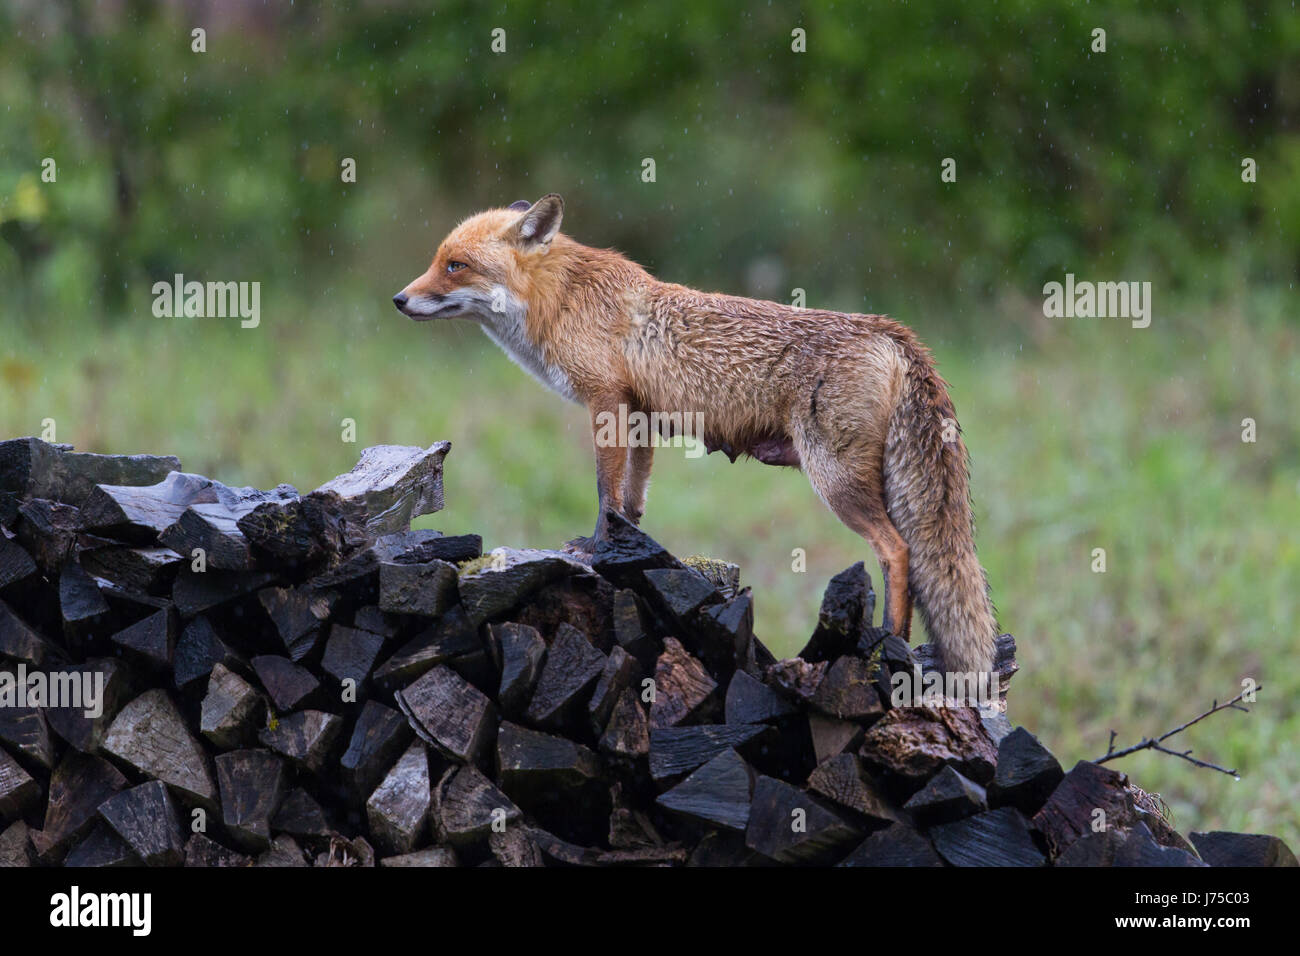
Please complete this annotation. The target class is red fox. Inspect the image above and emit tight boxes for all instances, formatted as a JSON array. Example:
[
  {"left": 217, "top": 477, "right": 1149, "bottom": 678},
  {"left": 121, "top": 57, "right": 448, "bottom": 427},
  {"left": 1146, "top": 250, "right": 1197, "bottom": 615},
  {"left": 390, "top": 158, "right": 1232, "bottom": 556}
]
[{"left": 394, "top": 195, "right": 997, "bottom": 677}]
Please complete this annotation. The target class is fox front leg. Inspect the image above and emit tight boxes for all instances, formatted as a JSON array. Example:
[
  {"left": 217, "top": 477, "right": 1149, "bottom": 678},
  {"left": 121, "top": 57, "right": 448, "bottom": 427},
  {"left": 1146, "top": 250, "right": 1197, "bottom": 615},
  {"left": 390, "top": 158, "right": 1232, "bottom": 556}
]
[
  {"left": 577, "top": 393, "right": 629, "bottom": 546},
  {"left": 621, "top": 443, "right": 654, "bottom": 524}
]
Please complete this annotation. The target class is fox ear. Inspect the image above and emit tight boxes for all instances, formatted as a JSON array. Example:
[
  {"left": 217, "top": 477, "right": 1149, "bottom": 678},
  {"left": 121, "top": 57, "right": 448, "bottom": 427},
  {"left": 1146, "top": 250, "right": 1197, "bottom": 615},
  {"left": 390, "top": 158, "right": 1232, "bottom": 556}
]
[
  {"left": 512, "top": 194, "right": 564, "bottom": 248},
  {"left": 507, "top": 200, "right": 531, "bottom": 211}
]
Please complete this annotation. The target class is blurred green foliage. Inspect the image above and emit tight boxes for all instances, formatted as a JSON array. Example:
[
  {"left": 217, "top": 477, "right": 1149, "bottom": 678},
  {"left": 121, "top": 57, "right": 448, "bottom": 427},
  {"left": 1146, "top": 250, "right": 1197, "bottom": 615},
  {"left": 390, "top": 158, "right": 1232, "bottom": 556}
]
[{"left": 1, "top": 0, "right": 1297, "bottom": 322}]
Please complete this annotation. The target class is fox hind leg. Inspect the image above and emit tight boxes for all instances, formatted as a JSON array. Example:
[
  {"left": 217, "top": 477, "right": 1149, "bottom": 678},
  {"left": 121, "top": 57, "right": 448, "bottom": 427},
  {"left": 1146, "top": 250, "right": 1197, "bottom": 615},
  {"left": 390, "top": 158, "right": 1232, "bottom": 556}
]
[
  {"left": 827, "top": 486, "right": 912, "bottom": 640},
  {"left": 797, "top": 433, "right": 913, "bottom": 640}
]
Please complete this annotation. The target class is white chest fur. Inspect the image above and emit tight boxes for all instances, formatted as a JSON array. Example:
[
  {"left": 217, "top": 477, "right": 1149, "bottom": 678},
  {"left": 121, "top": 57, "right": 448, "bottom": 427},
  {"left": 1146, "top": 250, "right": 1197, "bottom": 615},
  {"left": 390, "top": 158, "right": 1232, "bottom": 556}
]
[{"left": 477, "top": 291, "right": 578, "bottom": 403}]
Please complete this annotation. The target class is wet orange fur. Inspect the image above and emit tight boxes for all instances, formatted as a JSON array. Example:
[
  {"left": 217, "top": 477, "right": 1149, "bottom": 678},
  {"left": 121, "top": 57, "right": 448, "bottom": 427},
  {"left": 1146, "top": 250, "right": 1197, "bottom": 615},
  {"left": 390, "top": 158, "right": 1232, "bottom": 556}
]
[{"left": 398, "top": 196, "right": 999, "bottom": 679}]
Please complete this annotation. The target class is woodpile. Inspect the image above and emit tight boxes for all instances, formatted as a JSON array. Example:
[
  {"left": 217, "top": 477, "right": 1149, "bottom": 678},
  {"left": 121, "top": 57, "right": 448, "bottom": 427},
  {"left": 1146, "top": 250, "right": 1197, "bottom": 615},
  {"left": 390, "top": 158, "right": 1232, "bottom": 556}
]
[{"left": 0, "top": 435, "right": 1294, "bottom": 867}]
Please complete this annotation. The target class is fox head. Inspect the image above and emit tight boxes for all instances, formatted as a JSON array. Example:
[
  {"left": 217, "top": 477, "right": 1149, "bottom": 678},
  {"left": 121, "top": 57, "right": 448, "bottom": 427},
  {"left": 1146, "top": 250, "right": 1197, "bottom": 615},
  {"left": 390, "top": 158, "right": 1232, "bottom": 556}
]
[{"left": 393, "top": 193, "right": 564, "bottom": 321}]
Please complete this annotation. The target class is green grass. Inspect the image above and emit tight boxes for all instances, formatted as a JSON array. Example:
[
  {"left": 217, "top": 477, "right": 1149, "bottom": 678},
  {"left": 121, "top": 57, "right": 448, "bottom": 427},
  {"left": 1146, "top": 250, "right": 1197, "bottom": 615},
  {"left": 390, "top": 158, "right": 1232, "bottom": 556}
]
[{"left": 3, "top": 290, "right": 1297, "bottom": 848}]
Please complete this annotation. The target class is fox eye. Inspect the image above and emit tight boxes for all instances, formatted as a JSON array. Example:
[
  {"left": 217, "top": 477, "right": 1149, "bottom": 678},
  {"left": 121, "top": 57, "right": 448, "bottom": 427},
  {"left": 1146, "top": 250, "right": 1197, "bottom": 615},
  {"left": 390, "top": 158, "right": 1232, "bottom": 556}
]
[{"left": 446, "top": 260, "right": 468, "bottom": 274}]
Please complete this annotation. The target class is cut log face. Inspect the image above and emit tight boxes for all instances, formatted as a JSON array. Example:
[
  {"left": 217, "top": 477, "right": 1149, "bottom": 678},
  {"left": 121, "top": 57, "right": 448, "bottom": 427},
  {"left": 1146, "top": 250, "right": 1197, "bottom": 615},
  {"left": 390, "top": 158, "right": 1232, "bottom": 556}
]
[
  {"left": 642, "top": 567, "right": 723, "bottom": 623},
  {"left": 599, "top": 688, "right": 650, "bottom": 758},
  {"left": 687, "top": 830, "right": 762, "bottom": 866},
  {"left": 611, "top": 588, "right": 659, "bottom": 669},
  {"left": 588, "top": 645, "right": 640, "bottom": 735},
  {"left": 397, "top": 665, "right": 497, "bottom": 765},
  {"left": 321, "top": 623, "right": 385, "bottom": 691},
  {"left": 340, "top": 701, "right": 414, "bottom": 799},
  {"left": 80, "top": 471, "right": 224, "bottom": 542},
  {"left": 0, "top": 674, "right": 56, "bottom": 769},
  {"left": 0, "top": 599, "right": 67, "bottom": 667},
  {"left": 184, "top": 833, "right": 251, "bottom": 868},
  {"left": 0, "top": 533, "right": 38, "bottom": 590},
  {"left": 858, "top": 705, "right": 998, "bottom": 785},
  {"left": 798, "top": 562, "right": 873, "bottom": 663},
  {"left": 58, "top": 561, "right": 110, "bottom": 631},
  {"left": 609, "top": 781, "right": 667, "bottom": 849},
  {"left": 111, "top": 607, "right": 175, "bottom": 669},
  {"left": 173, "top": 568, "right": 277, "bottom": 618},
  {"left": 837, "top": 823, "right": 944, "bottom": 867},
  {"left": 525, "top": 622, "right": 607, "bottom": 729},
  {"left": 1190, "top": 830, "right": 1298, "bottom": 867},
  {"left": 725, "top": 669, "right": 798, "bottom": 725},
  {"left": 649, "top": 724, "right": 770, "bottom": 782},
  {"left": 79, "top": 545, "right": 182, "bottom": 596},
  {"left": 0, "top": 820, "right": 35, "bottom": 867},
  {"left": 30, "top": 751, "right": 128, "bottom": 859},
  {"left": 311, "top": 442, "right": 450, "bottom": 537},
  {"left": 1031, "top": 760, "right": 1138, "bottom": 859},
  {"left": 271, "top": 788, "right": 333, "bottom": 843},
  {"left": 374, "top": 607, "right": 481, "bottom": 687},
  {"left": 0, "top": 746, "right": 40, "bottom": 819},
  {"left": 200, "top": 663, "right": 266, "bottom": 750},
  {"left": 215, "top": 749, "right": 288, "bottom": 852},
  {"left": 0, "top": 437, "right": 181, "bottom": 509},
  {"left": 378, "top": 559, "right": 458, "bottom": 617},
  {"left": 160, "top": 503, "right": 257, "bottom": 571},
  {"left": 807, "top": 753, "right": 905, "bottom": 825},
  {"left": 251, "top": 655, "right": 321, "bottom": 713},
  {"left": 433, "top": 764, "right": 522, "bottom": 845},
  {"left": 16, "top": 499, "right": 82, "bottom": 575},
  {"left": 259, "top": 710, "right": 343, "bottom": 774},
  {"left": 487, "top": 828, "right": 541, "bottom": 867},
  {"left": 809, "top": 713, "right": 865, "bottom": 766},
  {"left": 656, "top": 748, "right": 757, "bottom": 832},
  {"left": 237, "top": 496, "right": 354, "bottom": 568},
  {"left": 650, "top": 637, "right": 718, "bottom": 729},
  {"left": 981, "top": 711, "right": 1014, "bottom": 747},
  {"left": 987, "top": 726, "right": 1065, "bottom": 814},
  {"left": 491, "top": 622, "right": 547, "bottom": 716},
  {"left": 457, "top": 548, "right": 587, "bottom": 626},
  {"left": 765, "top": 658, "right": 827, "bottom": 702},
  {"left": 302, "top": 527, "right": 465, "bottom": 596},
  {"left": 381, "top": 846, "right": 460, "bottom": 868},
  {"left": 97, "top": 780, "right": 185, "bottom": 866},
  {"left": 1111, "top": 822, "right": 1206, "bottom": 867},
  {"left": 902, "top": 765, "right": 989, "bottom": 825},
  {"left": 366, "top": 741, "right": 431, "bottom": 855},
  {"left": 258, "top": 834, "right": 311, "bottom": 868},
  {"left": 102, "top": 688, "right": 216, "bottom": 806},
  {"left": 929, "top": 806, "right": 1047, "bottom": 867},
  {"left": 811, "top": 655, "right": 885, "bottom": 721},
  {"left": 497, "top": 721, "right": 602, "bottom": 796},
  {"left": 508, "top": 573, "right": 616, "bottom": 653},
  {"left": 744, "top": 776, "right": 864, "bottom": 864},
  {"left": 352, "top": 605, "right": 403, "bottom": 640},
  {"left": 174, "top": 616, "right": 245, "bottom": 692},
  {"left": 64, "top": 822, "right": 139, "bottom": 868},
  {"left": 258, "top": 586, "right": 338, "bottom": 661},
  {"left": 696, "top": 589, "right": 755, "bottom": 676}
]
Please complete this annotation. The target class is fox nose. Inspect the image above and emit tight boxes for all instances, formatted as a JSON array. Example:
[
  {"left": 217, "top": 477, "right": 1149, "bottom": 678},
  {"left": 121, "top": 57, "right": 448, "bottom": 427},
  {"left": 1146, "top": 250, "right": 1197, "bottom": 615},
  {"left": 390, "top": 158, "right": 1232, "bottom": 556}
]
[{"left": 392, "top": 292, "right": 409, "bottom": 311}]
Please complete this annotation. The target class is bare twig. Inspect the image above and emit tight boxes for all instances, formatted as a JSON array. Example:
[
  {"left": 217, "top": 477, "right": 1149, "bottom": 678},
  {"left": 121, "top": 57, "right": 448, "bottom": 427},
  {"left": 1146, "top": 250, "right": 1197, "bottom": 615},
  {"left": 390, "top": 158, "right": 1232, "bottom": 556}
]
[{"left": 1095, "top": 686, "right": 1259, "bottom": 778}]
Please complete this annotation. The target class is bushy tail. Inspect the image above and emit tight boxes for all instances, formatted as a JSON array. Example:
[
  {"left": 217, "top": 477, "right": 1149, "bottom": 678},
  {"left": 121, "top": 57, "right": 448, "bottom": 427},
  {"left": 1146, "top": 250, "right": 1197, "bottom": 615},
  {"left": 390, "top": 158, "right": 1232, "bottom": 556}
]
[{"left": 882, "top": 340, "right": 997, "bottom": 678}]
